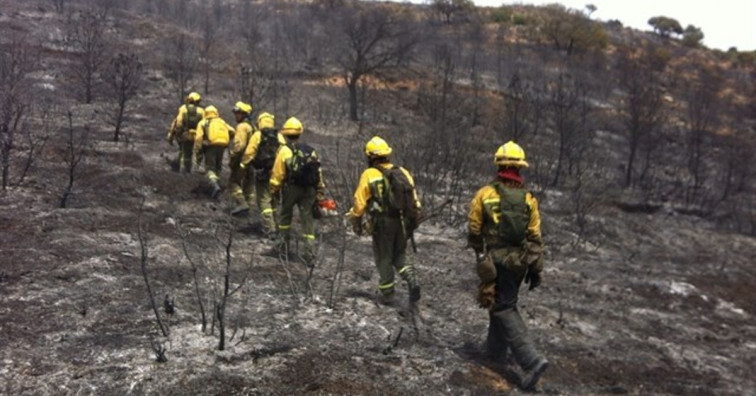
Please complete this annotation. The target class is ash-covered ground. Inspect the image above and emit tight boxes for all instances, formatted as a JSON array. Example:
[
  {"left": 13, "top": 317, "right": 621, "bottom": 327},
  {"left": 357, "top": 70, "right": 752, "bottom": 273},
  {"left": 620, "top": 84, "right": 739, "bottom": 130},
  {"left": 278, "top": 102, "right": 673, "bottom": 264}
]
[
  {"left": 2, "top": 129, "right": 755, "bottom": 396},
  {"left": 1, "top": 2, "right": 755, "bottom": 395}
]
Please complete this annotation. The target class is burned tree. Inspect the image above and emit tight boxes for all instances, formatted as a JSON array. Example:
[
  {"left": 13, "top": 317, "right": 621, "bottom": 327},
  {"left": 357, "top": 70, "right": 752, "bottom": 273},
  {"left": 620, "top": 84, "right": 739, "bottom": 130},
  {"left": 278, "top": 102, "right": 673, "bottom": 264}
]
[
  {"left": 617, "top": 46, "right": 667, "bottom": 188},
  {"left": 0, "top": 36, "right": 37, "bottom": 191},
  {"left": 499, "top": 73, "right": 543, "bottom": 142},
  {"left": 548, "top": 72, "right": 593, "bottom": 187},
  {"left": 199, "top": 3, "right": 220, "bottom": 95},
  {"left": 15, "top": 104, "right": 55, "bottom": 187},
  {"left": 431, "top": 0, "right": 475, "bottom": 24},
  {"left": 162, "top": 33, "right": 199, "bottom": 103},
  {"left": 685, "top": 65, "right": 721, "bottom": 205},
  {"left": 335, "top": 6, "right": 418, "bottom": 121},
  {"left": 138, "top": 197, "right": 170, "bottom": 337},
  {"left": 104, "top": 52, "right": 143, "bottom": 142},
  {"left": 64, "top": 9, "right": 110, "bottom": 103},
  {"left": 59, "top": 112, "right": 90, "bottom": 209}
]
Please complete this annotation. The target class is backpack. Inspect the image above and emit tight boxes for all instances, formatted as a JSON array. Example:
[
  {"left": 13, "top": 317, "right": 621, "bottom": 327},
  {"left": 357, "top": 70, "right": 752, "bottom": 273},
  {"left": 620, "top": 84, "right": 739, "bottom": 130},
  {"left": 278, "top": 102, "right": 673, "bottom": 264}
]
[
  {"left": 183, "top": 104, "right": 202, "bottom": 131},
  {"left": 490, "top": 182, "right": 530, "bottom": 246},
  {"left": 203, "top": 118, "right": 230, "bottom": 146},
  {"left": 288, "top": 143, "right": 320, "bottom": 187},
  {"left": 375, "top": 166, "right": 421, "bottom": 232},
  {"left": 253, "top": 128, "right": 280, "bottom": 170}
]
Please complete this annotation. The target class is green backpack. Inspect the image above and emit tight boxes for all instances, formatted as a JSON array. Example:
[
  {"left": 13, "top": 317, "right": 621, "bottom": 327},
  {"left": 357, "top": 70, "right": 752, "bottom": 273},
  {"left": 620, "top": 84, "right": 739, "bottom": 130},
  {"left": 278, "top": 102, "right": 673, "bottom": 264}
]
[
  {"left": 288, "top": 143, "right": 320, "bottom": 187},
  {"left": 375, "top": 166, "right": 420, "bottom": 232},
  {"left": 490, "top": 182, "right": 530, "bottom": 246},
  {"left": 253, "top": 128, "right": 280, "bottom": 170},
  {"left": 182, "top": 104, "right": 202, "bottom": 132}
]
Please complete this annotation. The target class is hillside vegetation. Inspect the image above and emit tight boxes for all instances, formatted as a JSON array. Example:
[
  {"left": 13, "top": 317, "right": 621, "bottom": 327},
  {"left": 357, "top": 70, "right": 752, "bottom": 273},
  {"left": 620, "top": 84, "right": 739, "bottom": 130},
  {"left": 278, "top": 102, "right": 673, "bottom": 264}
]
[{"left": 1, "top": 0, "right": 755, "bottom": 395}]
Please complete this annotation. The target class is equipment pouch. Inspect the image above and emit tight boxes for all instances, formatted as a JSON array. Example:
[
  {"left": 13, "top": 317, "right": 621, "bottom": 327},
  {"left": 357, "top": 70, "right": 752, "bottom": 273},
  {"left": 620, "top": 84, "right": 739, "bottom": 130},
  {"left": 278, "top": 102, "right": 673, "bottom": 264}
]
[
  {"left": 476, "top": 252, "right": 497, "bottom": 283},
  {"left": 491, "top": 248, "right": 525, "bottom": 272},
  {"left": 181, "top": 129, "right": 195, "bottom": 142}
]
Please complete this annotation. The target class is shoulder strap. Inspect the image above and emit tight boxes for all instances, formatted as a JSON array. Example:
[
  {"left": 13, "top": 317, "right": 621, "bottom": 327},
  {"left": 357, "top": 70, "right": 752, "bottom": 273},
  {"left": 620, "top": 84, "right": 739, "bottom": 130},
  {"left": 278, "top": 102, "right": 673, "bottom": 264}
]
[
  {"left": 371, "top": 164, "right": 395, "bottom": 176},
  {"left": 241, "top": 120, "right": 254, "bottom": 146},
  {"left": 203, "top": 118, "right": 212, "bottom": 140}
]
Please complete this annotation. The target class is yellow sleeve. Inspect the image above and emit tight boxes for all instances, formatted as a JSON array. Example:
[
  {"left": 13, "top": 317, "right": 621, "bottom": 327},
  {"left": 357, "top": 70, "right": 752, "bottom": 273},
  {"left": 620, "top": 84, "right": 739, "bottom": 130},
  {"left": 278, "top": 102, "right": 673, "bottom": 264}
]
[
  {"left": 231, "top": 123, "right": 252, "bottom": 157},
  {"left": 349, "top": 169, "right": 376, "bottom": 218},
  {"left": 526, "top": 192, "right": 542, "bottom": 239},
  {"left": 193, "top": 119, "right": 205, "bottom": 155},
  {"left": 225, "top": 120, "right": 235, "bottom": 138},
  {"left": 269, "top": 145, "right": 292, "bottom": 191},
  {"left": 176, "top": 106, "right": 186, "bottom": 127},
  {"left": 401, "top": 168, "right": 421, "bottom": 210},
  {"left": 167, "top": 118, "right": 177, "bottom": 139},
  {"left": 468, "top": 187, "right": 487, "bottom": 236},
  {"left": 241, "top": 131, "right": 262, "bottom": 166},
  {"left": 168, "top": 106, "right": 185, "bottom": 138}
]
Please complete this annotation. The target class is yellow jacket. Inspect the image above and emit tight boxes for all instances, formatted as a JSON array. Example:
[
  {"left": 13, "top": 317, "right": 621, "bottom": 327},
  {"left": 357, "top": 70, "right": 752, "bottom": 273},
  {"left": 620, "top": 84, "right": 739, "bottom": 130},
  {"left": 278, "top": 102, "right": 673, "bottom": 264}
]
[
  {"left": 193, "top": 107, "right": 234, "bottom": 154},
  {"left": 168, "top": 104, "right": 204, "bottom": 142},
  {"left": 468, "top": 182, "right": 542, "bottom": 246},
  {"left": 348, "top": 162, "right": 421, "bottom": 218},
  {"left": 240, "top": 129, "right": 287, "bottom": 167},
  {"left": 230, "top": 120, "right": 255, "bottom": 159},
  {"left": 269, "top": 143, "right": 326, "bottom": 194}
]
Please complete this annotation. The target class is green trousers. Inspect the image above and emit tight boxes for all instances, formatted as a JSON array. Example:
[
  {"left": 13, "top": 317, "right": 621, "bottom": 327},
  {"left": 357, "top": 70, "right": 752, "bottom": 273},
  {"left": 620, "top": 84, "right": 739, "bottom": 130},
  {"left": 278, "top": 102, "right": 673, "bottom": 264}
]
[
  {"left": 229, "top": 161, "right": 255, "bottom": 209},
  {"left": 178, "top": 140, "right": 194, "bottom": 172},
  {"left": 278, "top": 184, "right": 317, "bottom": 262},
  {"left": 204, "top": 146, "right": 225, "bottom": 185},
  {"left": 371, "top": 216, "right": 417, "bottom": 296},
  {"left": 255, "top": 177, "right": 277, "bottom": 235}
]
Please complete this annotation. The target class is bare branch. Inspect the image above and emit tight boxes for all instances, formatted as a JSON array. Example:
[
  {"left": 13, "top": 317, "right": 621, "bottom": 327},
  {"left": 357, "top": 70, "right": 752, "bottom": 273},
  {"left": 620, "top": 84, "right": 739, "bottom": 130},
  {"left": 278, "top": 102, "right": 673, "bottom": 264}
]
[
  {"left": 138, "top": 196, "right": 170, "bottom": 337},
  {"left": 176, "top": 222, "right": 208, "bottom": 333}
]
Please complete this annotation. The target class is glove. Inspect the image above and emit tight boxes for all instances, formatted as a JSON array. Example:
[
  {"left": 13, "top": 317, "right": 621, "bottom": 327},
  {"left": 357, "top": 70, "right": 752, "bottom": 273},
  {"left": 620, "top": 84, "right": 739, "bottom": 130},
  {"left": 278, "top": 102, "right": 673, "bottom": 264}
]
[
  {"left": 467, "top": 233, "right": 484, "bottom": 256},
  {"left": 166, "top": 135, "right": 174, "bottom": 146},
  {"left": 476, "top": 281, "right": 496, "bottom": 309},
  {"left": 526, "top": 270, "right": 541, "bottom": 291},
  {"left": 345, "top": 213, "right": 362, "bottom": 236},
  {"left": 239, "top": 162, "right": 246, "bottom": 170}
]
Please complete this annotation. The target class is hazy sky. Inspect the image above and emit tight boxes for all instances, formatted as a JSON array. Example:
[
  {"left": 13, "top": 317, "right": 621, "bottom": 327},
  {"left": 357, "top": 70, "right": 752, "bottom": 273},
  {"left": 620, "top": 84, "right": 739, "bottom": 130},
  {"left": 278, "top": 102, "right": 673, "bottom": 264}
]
[{"left": 398, "top": 0, "right": 756, "bottom": 51}]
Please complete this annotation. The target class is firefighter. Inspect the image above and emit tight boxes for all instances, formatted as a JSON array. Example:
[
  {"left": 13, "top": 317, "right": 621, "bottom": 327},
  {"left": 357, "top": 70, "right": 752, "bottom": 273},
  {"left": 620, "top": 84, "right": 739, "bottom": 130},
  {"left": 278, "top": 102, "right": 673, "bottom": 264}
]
[
  {"left": 346, "top": 136, "right": 421, "bottom": 305},
  {"left": 193, "top": 105, "right": 235, "bottom": 199},
  {"left": 467, "top": 141, "right": 548, "bottom": 390},
  {"left": 240, "top": 112, "right": 286, "bottom": 238},
  {"left": 269, "top": 117, "right": 326, "bottom": 265},
  {"left": 166, "top": 92, "right": 204, "bottom": 173},
  {"left": 228, "top": 101, "right": 255, "bottom": 215}
]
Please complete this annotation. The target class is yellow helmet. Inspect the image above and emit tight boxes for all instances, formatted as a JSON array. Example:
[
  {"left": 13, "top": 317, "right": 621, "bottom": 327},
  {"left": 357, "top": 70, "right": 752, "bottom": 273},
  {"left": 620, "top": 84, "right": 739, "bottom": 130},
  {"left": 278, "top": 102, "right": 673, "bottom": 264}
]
[
  {"left": 364, "top": 136, "right": 392, "bottom": 157},
  {"left": 185, "top": 92, "right": 201, "bottom": 104},
  {"left": 281, "top": 117, "right": 303, "bottom": 136},
  {"left": 257, "top": 112, "right": 275, "bottom": 129},
  {"left": 233, "top": 101, "right": 252, "bottom": 115},
  {"left": 494, "top": 141, "right": 529, "bottom": 168},
  {"left": 203, "top": 105, "right": 219, "bottom": 118}
]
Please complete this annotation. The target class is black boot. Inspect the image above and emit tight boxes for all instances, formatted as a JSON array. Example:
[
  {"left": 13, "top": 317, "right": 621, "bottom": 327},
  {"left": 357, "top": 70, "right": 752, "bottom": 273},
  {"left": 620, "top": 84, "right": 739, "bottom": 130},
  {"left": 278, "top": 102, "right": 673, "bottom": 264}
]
[
  {"left": 521, "top": 356, "right": 549, "bottom": 390},
  {"left": 231, "top": 203, "right": 250, "bottom": 216},
  {"left": 210, "top": 182, "right": 222, "bottom": 199},
  {"left": 409, "top": 282, "right": 421, "bottom": 303},
  {"left": 493, "top": 309, "right": 548, "bottom": 390},
  {"left": 486, "top": 312, "right": 508, "bottom": 363}
]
